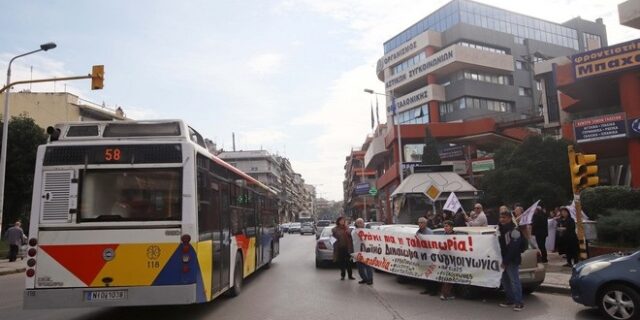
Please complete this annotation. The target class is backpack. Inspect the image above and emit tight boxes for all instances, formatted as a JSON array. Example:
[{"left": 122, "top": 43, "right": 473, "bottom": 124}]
[{"left": 509, "top": 229, "right": 528, "bottom": 253}]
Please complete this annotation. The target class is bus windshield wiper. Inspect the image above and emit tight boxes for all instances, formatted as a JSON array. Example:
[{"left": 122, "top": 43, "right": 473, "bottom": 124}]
[{"left": 95, "top": 215, "right": 124, "bottom": 221}]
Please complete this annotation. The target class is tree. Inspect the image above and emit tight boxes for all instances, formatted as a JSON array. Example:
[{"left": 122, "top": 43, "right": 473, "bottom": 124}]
[
  {"left": 0, "top": 115, "right": 47, "bottom": 230},
  {"left": 481, "top": 135, "right": 572, "bottom": 210},
  {"left": 421, "top": 126, "right": 441, "bottom": 165}
]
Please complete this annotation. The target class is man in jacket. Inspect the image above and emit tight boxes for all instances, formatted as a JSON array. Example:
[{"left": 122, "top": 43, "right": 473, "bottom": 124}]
[
  {"left": 5, "top": 221, "right": 26, "bottom": 262},
  {"left": 466, "top": 203, "right": 488, "bottom": 226},
  {"left": 498, "top": 211, "right": 524, "bottom": 311}
]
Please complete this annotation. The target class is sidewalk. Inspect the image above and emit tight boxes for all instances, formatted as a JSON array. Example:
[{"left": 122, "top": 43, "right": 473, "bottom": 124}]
[
  {"left": 0, "top": 258, "right": 26, "bottom": 276},
  {"left": 538, "top": 252, "right": 572, "bottom": 295}
]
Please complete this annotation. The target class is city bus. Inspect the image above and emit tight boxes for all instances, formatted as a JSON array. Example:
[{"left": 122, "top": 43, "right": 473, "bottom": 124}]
[{"left": 23, "top": 120, "right": 279, "bottom": 308}]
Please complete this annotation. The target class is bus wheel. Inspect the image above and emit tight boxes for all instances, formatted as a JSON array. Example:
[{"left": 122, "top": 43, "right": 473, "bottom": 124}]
[{"left": 229, "top": 255, "right": 243, "bottom": 297}]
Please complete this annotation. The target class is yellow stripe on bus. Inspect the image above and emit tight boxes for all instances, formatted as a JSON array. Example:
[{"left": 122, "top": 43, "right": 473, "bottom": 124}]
[
  {"left": 90, "top": 243, "right": 175, "bottom": 287},
  {"left": 196, "top": 241, "right": 213, "bottom": 301}
]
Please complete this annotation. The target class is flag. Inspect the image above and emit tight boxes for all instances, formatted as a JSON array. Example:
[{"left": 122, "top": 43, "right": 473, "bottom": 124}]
[
  {"left": 375, "top": 96, "right": 380, "bottom": 125},
  {"left": 370, "top": 103, "right": 375, "bottom": 129},
  {"left": 568, "top": 200, "right": 591, "bottom": 221},
  {"left": 518, "top": 200, "right": 540, "bottom": 226},
  {"left": 443, "top": 192, "right": 462, "bottom": 214}
]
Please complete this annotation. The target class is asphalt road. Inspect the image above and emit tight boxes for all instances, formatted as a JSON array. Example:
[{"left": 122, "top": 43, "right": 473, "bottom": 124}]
[{"left": 0, "top": 234, "right": 606, "bottom": 320}]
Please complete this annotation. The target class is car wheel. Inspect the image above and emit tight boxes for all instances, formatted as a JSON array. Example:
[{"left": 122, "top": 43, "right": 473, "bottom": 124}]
[
  {"left": 598, "top": 284, "right": 639, "bottom": 320},
  {"left": 315, "top": 259, "right": 322, "bottom": 268},
  {"left": 522, "top": 286, "right": 538, "bottom": 295},
  {"left": 228, "top": 254, "right": 243, "bottom": 297}
]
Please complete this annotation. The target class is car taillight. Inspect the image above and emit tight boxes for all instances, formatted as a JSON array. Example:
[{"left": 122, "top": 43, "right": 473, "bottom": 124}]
[
  {"left": 28, "top": 248, "right": 37, "bottom": 257},
  {"left": 27, "top": 259, "right": 36, "bottom": 267},
  {"left": 317, "top": 242, "right": 327, "bottom": 250},
  {"left": 26, "top": 269, "right": 35, "bottom": 277},
  {"left": 28, "top": 238, "right": 37, "bottom": 246},
  {"left": 181, "top": 234, "right": 191, "bottom": 243}
]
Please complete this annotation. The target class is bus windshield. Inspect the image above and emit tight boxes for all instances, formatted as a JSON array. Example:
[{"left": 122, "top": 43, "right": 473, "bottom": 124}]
[{"left": 79, "top": 168, "right": 182, "bottom": 222}]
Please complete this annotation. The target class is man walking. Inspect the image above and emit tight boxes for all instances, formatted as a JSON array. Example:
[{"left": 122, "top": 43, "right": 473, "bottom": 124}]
[
  {"left": 498, "top": 211, "right": 524, "bottom": 311},
  {"left": 416, "top": 217, "right": 438, "bottom": 295},
  {"left": 353, "top": 218, "right": 373, "bottom": 285},
  {"left": 532, "top": 206, "right": 549, "bottom": 263},
  {"left": 5, "top": 221, "right": 26, "bottom": 262}
]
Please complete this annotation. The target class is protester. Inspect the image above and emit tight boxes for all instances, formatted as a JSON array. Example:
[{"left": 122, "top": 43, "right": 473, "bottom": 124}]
[
  {"left": 498, "top": 210, "right": 524, "bottom": 311},
  {"left": 452, "top": 209, "right": 467, "bottom": 227},
  {"left": 532, "top": 206, "right": 549, "bottom": 263},
  {"left": 466, "top": 203, "right": 488, "bottom": 226},
  {"left": 557, "top": 207, "right": 579, "bottom": 267},
  {"left": 417, "top": 217, "right": 438, "bottom": 296},
  {"left": 353, "top": 218, "right": 373, "bottom": 285},
  {"left": 4, "top": 221, "right": 26, "bottom": 262},
  {"left": 439, "top": 220, "right": 456, "bottom": 300},
  {"left": 429, "top": 211, "right": 444, "bottom": 229},
  {"left": 332, "top": 216, "right": 355, "bottom": 280}
]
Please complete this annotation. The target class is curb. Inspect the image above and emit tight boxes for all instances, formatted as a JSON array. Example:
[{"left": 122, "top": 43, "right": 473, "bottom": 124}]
[
  {"left": 0, "top": 267, "right": 25, "bottom": 276},
  {"left": 538, "top": 283, "right": 571, "bottom": 295}
]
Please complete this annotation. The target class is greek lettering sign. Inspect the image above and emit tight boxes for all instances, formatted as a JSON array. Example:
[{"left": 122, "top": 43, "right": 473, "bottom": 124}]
[
  {"left": 574, "top": 113, "right": 627, "bottom": 143},
  {"left": 352, "top": 229, "right": 502, "bottom": 288},
  {"left": 471, "top": 159, "right": 495, "bottom": 172},
  {"left": 572, "top": 38, "right": 640, "bottom": 79},
  {"left": 629, "top": 118, "right": 640, "bottom": 138},
  {"left": 385, "top": 48, "right": 454, "bottom": 89},
  {"left": 355, "top": 182, "right": 371, "bottom": 196}
]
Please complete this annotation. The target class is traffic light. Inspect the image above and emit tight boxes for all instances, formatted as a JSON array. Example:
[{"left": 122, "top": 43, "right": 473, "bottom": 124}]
[
  {"left": 91, "top": 65, "right": 104, "bottom": 90},
  {"left": 568, "top": 145, "right": 599, "bottom": 194}
]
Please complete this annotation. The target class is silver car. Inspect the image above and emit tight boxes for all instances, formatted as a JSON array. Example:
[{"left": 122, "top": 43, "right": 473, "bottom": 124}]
[
  {"left": 300, "top": 222, "right": 315, "bottom": 235},
  {"left": 288, "top": 222, "right": 301, "bottom": 234},
  {"left": 315, "top": 225, "right": 335, "bottom": 268}
]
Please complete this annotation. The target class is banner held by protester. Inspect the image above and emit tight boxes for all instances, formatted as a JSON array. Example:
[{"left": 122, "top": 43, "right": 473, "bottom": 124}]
[{"left": 352, "top": 229, "right": 502, "bottom": 288}]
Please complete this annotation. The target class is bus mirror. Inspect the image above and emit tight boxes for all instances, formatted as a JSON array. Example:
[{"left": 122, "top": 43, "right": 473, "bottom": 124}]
[{"left": 46, "top": 126, "right": 61, "bottom": 141}]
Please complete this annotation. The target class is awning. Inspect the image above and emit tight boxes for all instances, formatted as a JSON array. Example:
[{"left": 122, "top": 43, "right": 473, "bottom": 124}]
[{"left": 390, "top": 171, "right": 478, "bottom": 200}]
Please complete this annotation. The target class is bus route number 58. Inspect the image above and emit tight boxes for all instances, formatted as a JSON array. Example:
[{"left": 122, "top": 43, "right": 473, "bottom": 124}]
[{"left": 104, "top": 148, "right": 122, "bottom": 161}]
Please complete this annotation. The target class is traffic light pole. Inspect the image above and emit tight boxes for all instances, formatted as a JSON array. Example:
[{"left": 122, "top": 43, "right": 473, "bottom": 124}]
[
  {"left": 0, "top": 74, "right": 93, "bottom": 95},
  {"left": 568, "top": 145, "right": 597, "bottom": 260}
]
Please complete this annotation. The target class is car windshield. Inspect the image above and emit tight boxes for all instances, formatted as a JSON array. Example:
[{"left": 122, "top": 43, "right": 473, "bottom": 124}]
[{"left": 317, "top": 220, "right": 331, "bottom": 227}]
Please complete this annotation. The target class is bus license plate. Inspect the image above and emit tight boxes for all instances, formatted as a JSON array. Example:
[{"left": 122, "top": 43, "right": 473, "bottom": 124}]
[{"left": 85, "top": 290, "right": 128, "bottom": 301}]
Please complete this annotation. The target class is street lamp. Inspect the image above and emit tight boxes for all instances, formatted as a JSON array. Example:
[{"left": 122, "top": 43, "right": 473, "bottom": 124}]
[
  {"left": 0, "top": 42, "right": 57, "bottom": 233},
  {"left": 364, "top": 88, "right": 404, "bottom": 182}
]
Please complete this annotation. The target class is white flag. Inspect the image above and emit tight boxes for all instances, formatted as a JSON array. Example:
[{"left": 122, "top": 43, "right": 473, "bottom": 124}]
[
  {"left": 518, "top": 200, "right": 540, "bottom": 226},
  {"left": 443, "top": 192, "right": 462, "bottom": 213},
  {"left": 568, "top": 200, "right": 590, "bottom": 221}
]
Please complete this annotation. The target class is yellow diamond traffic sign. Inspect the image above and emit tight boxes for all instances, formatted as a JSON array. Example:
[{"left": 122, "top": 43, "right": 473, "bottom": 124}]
[{"left": 424, "top": 184, "right": 441, "bottom": 202}]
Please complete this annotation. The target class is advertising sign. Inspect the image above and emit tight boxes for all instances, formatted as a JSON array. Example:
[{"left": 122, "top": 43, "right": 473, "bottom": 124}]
[
  {"left": 352, "top": 229, "right": 502, "bottom": 288},
  {"left": 572, "top": 38, "right": 640, "bottom": 79},
  {"left": 574, "top": 113, "right": 627, "bottom": 143},
  {"left": 471, "top": 159, "right": 495, "bottom": 172},
  {"left": 354, "top": 182, "right": 371, "bottom": 196}
]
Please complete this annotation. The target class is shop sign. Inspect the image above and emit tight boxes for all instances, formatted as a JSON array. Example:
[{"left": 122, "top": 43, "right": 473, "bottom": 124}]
[
  {"left": 572, "top": 38, "right": 640, "bottom": 79},
  {"left": 471, "top": 159, "right": 495, "bottom": 172},
  {"left": 574, "top": 113, "right": 627, "bottom": 143}
]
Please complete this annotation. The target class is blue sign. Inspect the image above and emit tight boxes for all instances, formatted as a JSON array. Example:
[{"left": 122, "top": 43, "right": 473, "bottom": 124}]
[
  {"left": 574, "top": 113, "right": 627, "bottom": 143},
  {"left": 354, "top": 182, "right": 371, "bottom": 195},
  {"left": 629, "top": 118, "right": 640, "bottom": 138}
]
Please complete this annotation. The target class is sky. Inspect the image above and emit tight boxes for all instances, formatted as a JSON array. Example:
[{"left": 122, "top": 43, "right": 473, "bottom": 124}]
[{"left": 1, "top": 0, "right": 638, "bottom": 201}]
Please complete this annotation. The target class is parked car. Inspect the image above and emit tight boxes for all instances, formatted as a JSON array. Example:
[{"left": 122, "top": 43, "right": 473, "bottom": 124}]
[
  {"left": 280, "top": 223, "right": 291, "bottom": 233},
  {"left": 300, "top": 222, "right": 315, "bottom": 235},
  {"left": 315, "top": 225, "right": 335, "bottom": 267},
  {"left": 365, "top": 221, "right": 384, "bottom": 229},
  {"left": 288, "top": 222, "right": 302, "bottom": 234},
  {"left": 431, "top": 226, "right": 546, "bottom": 297},
  {"left": 570, "top": 250, "right": 640, "bottom": 320}
]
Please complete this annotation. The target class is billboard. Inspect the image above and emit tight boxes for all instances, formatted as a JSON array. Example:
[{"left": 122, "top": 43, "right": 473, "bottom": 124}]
[{"left": 574, "top": 113, "right": 627, "bottom": 143}]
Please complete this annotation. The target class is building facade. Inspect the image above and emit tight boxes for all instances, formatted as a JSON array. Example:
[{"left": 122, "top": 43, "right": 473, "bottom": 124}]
[
  {"left": 354, "top": 0, "right": 608, "bottom": 223},
  {"left": 219, "top": 150, "right": 314, "bottom": 223},
  {"left": 0, "top": 92, "right": 126, "bottom": 127}
]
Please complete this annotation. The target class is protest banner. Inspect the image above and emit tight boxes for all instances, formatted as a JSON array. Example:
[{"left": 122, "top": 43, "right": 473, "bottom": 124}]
[
  {"left": 442, "top": 192, "right": 462, "bottom": 214},
  {"left": 352, "top": 229, "right": 502, "bottom": 288},
  {"left": 518, "top": 200, "right": 541, "bottom": 226}
]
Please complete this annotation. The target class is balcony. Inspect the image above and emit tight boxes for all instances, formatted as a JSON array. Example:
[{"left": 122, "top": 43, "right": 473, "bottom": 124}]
[
  {"left": 385, "top": 44, "right": 514, "bottom": 94},
  {"left": 619, "top": 0, "right": 640, "bottom": 29},
  {"left": 364, "top": 134, "right": 387, "bottom": 169}
]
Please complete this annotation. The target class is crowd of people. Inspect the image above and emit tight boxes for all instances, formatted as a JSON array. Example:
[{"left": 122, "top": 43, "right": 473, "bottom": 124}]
[{"left": 330, "top": 201, "right": 583, "bottom": 313}]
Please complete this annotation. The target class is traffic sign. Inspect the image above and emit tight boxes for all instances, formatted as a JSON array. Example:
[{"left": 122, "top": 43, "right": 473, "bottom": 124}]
[
  {"left": 424, "top": 184, "right": 441, "bottom": 202},
  {"left": 369, "top": 187, "right": 378, "bottom": 196}
]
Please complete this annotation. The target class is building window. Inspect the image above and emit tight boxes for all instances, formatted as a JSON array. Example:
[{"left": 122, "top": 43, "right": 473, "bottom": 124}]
[
  {"left": 457, "top": 41, "right": 507, "bottom": 54},
  {"left": 515, "top": 60, "right": 530, "bottom": 70},
  {"left": 583, "top": 32, "right": 602, "bottom": 50},
  {"left": 394, "top": 104, "right": 429, "bottom": 124},
  {"left": 391, "top": 51, "right": 427, "bottom": 75},
  {"left": 440, "top": 96, "right": 513, "bottom": 115},
  {"left": 518, "top": 87, "right": 532, "bottom": 96}
]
